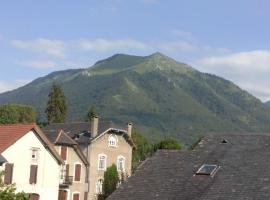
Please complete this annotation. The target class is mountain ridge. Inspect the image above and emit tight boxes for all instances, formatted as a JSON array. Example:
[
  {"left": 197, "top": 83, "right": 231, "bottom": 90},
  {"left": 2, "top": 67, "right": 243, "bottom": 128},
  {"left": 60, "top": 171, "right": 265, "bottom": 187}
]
[{"left": 1, "top": 53, "right": 270, "bottom": 144}]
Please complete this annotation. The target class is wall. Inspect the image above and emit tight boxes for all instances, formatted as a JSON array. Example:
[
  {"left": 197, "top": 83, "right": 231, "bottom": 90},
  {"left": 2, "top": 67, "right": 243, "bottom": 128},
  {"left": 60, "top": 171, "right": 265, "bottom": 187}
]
[
  {"left": 55, "top": 145, "right": 87, "bottom": 200},
  {"left": 88, "top": 132, "right": 132, "bottom": 200},
  {"left": 0, "top": 130, "right": 60, "bottom": 200}
]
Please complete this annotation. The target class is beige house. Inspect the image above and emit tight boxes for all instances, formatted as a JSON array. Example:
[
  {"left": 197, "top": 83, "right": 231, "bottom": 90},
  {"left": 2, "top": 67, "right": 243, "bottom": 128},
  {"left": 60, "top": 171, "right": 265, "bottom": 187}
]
[
  {"left": 0, "top": 124, "right": 64, "bottom": 200},
  {"left": 44, "top": 129, "right": 89, "bottom": 200},
  {"left": 45, "top": 117, "right": 135, "bottom": 200}
]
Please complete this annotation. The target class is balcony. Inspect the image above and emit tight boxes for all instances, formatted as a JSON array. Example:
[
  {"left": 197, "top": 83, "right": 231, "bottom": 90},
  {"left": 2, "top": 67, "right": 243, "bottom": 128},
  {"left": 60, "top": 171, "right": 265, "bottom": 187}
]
[{"left": 59, "top": 176, "right": 73, "bottom": 187}]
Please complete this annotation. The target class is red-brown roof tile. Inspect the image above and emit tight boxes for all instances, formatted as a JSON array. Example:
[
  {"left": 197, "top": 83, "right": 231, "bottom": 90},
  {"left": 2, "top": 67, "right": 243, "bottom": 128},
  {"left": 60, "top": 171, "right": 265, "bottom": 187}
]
[{"left": 0, "top": 123, "right": 36, "bottom": 153}]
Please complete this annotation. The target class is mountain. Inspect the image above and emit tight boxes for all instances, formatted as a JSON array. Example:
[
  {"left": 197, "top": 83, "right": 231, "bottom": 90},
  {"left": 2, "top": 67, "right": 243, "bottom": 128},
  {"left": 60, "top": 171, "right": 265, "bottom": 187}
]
[
  {"left": 265, "top": 101, "right": 270, "bottom": 107},
  {"left": 1, "top": 52, "right": 270, "bottom": 144}
]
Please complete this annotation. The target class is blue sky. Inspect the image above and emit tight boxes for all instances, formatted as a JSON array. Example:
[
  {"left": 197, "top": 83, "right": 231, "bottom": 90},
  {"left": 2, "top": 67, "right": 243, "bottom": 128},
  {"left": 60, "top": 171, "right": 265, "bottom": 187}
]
[{"left": 1, "top": 0, "right": 270, "bottom": 101}]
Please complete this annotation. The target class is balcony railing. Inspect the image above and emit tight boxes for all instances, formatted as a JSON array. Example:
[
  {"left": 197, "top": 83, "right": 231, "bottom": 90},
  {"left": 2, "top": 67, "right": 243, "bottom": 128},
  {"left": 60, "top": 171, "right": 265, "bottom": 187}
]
[{"left": 59, "top": 176, "right": 73, "bottom": 187}]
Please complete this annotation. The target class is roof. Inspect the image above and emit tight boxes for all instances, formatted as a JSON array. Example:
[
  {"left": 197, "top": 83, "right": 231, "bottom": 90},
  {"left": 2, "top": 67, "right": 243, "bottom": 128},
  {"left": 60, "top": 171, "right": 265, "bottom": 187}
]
[
  {"left": 108, "top": 134, "right": 270, "bottom": 200},
  {"left": 44, "top": 121, "right": 135, "bottom": 147},
  {"left": 0, "top": 154, "right": 7, "bottom": 164},
  {"left": 0, "top": 123, "right": 63, "bottom": 165},
  {"left": 43, "top": 129, "right": 89, "bottom": 166}
]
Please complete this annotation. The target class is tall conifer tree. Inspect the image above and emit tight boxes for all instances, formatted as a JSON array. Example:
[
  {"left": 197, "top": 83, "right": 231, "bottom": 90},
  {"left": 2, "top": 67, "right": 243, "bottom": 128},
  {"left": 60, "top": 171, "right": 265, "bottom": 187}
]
[{"left": 45, "top": 84, "right": 67, "bottom": 123}]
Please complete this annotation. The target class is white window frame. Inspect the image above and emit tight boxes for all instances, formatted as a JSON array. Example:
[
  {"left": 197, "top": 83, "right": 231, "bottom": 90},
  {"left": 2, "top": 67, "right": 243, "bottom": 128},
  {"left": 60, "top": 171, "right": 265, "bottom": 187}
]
[
  {"left": 98, "top": 154, "right": 107, "bottom": 171},
  {"left": 96, "top": 178, "right": 104, "bottom": 194},
  {"left": 108, "top": 134, "right": 118, "bottom": 147},
  {"left": 117, "top": 155, "right": 125, "bottom": 172},
  {"left": 30, "top": 147, "right": 40, "bottom": 162},
  {"left": 73, "top": 162, "right": 82, "bottom": 183}
]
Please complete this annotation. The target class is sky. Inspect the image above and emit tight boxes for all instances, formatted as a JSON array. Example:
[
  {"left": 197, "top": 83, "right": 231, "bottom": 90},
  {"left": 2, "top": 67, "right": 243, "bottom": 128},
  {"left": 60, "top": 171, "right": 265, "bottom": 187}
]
[{"left": 0, "top": 0, "right": 270, "bottom": 101}]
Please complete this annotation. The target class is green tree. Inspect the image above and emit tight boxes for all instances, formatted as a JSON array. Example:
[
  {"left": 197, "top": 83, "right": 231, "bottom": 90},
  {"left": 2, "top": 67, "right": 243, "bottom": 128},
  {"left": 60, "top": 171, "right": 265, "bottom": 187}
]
[
  {"left": 86, "top": 105, "right": 97, "bottom": 121},
  {"left": 102, "top": 164, "right": 119, "bottom": 198},
  {"left": 0, "top": 104, "right": 36, "bottom": 124},
  {"left": 0, "top": 171, "right": 29, "bottom": 200},
  {"left": 156, "top": 138, "right": 182, "bottom": 150},
  {"left": 45, "top": 84, "right": 67, "bottom": 123}
]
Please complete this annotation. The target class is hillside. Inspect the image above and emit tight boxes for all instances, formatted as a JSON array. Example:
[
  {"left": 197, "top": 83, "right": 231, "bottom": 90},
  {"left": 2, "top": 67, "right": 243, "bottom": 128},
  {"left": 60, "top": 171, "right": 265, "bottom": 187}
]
[{"left": 1, "top": 52, "right": 270, "bottom": 144}]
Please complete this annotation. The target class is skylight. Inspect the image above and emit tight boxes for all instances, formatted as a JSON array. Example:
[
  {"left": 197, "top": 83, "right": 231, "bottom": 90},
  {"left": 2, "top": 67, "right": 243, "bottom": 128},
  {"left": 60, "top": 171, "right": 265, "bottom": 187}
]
[{"left": 196, "top": 164, "right": 218, "bottom": 175}]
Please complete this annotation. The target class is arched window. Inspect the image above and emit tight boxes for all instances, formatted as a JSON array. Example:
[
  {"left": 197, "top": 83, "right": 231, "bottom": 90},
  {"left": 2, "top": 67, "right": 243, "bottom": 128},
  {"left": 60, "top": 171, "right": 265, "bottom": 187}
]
[
  {"left": 96, "top": 178, "right": 104, "bottom": 194},
  {"left": 108, "top": 135, "right": 117, "bottom": 147},
  {"left": 98, "top": 154, "right": 107, "bottom": 170},
  {"left": 117, "top": 156, "right": 125, "bottom": 172}
]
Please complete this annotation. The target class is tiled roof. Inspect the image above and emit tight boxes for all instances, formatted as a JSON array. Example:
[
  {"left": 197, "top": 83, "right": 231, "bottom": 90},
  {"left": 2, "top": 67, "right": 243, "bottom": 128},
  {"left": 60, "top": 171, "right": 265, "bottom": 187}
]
[
  {"left": 108, "top": 134, "right": 270, "bottom": 200},
  {"left": 0, "top": 123, "right": 36, "bottom": 153},
  {"left": 0, "top": 123, "right": 63, "bottom": 165}
]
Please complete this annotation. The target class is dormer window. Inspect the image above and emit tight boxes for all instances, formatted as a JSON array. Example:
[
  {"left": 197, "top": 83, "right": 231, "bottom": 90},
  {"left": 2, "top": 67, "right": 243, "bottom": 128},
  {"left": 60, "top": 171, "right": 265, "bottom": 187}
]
[{"left": 108, "top": 135, "right": 117, "bottom": 147}]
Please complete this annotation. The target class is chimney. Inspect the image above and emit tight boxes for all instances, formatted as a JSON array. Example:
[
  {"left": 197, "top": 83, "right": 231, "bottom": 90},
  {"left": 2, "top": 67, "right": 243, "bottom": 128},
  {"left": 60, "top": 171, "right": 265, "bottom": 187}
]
[
  {"left": 91, "top": 116, "right": 99, "bottom": 138},
  {"left": 127, "top": 123, "right": 132, "bottom": 137}
]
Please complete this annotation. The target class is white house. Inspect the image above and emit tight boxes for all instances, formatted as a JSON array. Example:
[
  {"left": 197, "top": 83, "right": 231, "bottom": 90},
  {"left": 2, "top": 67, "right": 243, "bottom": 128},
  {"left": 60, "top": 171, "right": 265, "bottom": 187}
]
[{"left": 0, "top": 123, "right": 64, "bottom": 200}]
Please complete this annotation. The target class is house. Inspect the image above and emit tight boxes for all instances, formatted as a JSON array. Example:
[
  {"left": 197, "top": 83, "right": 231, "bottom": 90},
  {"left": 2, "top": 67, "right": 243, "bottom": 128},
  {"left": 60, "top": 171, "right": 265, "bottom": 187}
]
[
  {"left": 108, "top": 134, "right": 270, "bottom": 200},
  {"left": 44, "top": 117, "right": 135, "bottom": 200},
  {"left": 0, "top": 123, "right": 64, "bottom": 200},
  {"left": 44, "top": 129, "right": 89, "bottom": 200}
]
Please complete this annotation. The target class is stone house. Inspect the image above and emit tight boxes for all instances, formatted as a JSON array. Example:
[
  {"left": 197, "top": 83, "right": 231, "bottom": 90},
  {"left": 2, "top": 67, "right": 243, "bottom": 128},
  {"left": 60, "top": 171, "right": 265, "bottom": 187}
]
[{"left": 44, "top": 117, "right": 135, "bottom": 200}]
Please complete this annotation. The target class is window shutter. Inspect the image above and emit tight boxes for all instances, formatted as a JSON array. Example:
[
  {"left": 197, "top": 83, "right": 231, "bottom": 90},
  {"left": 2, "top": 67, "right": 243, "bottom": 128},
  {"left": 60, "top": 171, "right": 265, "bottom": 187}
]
[
  {"left": 74, "top": 164, "right": 81, "bottom": 182},
  {"left": 60, "top": 146, "right": 67, "bottom": 160},
  {"left": 65, "top": 164, "right": 69, "bottom": 182},
  {"left": 73, "top": 193, "right": 79, "bottom": 200},
  {"left": 29, "top": 165, "right": 38, "bottom": 184},
  {"left": 4, "top": 163, "right": 14, "bottom": 184}
]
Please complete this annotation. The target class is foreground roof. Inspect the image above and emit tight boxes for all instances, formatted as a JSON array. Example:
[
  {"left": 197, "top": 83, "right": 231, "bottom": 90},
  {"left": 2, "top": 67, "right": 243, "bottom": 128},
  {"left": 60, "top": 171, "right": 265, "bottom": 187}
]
[
  {"left": 108, "top": 134, "right": 270, "bottom": 200},
  {"left": 0, "top": 123, "right": 63, "bottom": 165}
]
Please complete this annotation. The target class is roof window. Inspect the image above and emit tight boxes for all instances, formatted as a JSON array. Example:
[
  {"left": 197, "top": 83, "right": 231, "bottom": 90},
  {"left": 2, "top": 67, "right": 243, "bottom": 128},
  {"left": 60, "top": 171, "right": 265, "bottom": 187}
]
[{"left": 196, "top": 164, "right": 218, "bottom": 176}]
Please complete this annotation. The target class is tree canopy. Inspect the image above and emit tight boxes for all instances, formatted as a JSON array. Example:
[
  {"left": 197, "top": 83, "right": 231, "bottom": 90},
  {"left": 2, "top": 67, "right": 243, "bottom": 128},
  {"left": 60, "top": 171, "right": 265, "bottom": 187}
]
[
  {"left": 86, "top": 105, "right": 97, "bottom": 121},
  {"left": 45, "top": 84, "right": 67, "bottom": 123},
  {"left": 100, "top": 164, "right": 119, "bottom": 199},
  {"left": 0, "top": 104, "right": 36, "bottom": 124}
]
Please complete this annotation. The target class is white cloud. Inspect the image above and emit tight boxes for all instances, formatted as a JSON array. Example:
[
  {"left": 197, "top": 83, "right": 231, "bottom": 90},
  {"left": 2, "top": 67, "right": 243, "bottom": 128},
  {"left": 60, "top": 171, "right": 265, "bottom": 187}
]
[
  {"left": 195, "top": 50, "right": 270, "bottom": 101},
  {"left": 0, "top": 80, "right": 31, "bottom": 94},
  {"left": 11, "top": 38, "right": 66, "bottom": 58},
  {"left": 79, "top": 38, "right": 149, "bottom": 52}
]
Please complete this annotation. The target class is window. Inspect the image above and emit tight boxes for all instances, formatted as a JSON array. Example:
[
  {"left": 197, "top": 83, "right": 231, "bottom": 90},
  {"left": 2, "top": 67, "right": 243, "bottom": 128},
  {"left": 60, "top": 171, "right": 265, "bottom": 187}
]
[
  {"left": 98, "top": 154, "right": 107, "bottom": 170},
  {"left": 29, "top": 193, "right": 40, "bottom": 200},
  {"left": 72, "top": 193, "right": 80, "bottom": 200},
  {"left": 108, "top": 135, "right": 117, "bottom": 147},
  {"left": 74, "top": 164, "right": 81, "bottom": 182},
  {"left": 96, "top": 179, "right": 104, "bottom": 194},
  {"left": 60, "top": 146, "right": 67, "bottom": 161},
  {"left": 196, "top": 164, "right": 218, "bottom": 175},
  {"left": 29, "top": 165, "right": 38, "bottom": 184},
  {"left": 4, "top": 163, "right": 14, "bottom": 184},
  {"left": 117, "top": 156, "right": 125, "bottom": 172},
  {"left": 31, "top": 148, "right": 39, "bottom": 161}
]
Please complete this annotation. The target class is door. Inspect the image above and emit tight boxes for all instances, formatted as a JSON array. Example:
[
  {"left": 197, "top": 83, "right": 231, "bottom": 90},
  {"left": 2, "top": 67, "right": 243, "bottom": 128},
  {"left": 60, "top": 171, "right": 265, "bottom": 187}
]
[{"left": 58, "top": 190, "right": 67, "bottom": 200}]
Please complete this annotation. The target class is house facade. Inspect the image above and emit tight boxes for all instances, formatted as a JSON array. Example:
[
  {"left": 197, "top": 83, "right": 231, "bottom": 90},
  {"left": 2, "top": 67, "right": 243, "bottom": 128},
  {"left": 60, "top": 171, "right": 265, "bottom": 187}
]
[
  {"left": 44, "top": 117, "right": 134, "bottom": 200},
  {"left": 0, "top": 124, "right": 63, "bottom": 200},
  {"left": 44, "top": 129, "right": 89, "bottom": 200}
]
